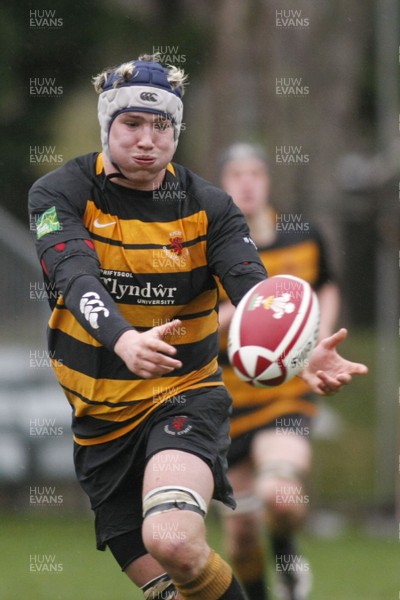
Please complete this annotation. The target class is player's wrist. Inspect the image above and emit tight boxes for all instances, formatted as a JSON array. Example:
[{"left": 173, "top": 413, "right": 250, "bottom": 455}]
[{"left": 112, "top": 327, "right": 138, "bottom": 352}]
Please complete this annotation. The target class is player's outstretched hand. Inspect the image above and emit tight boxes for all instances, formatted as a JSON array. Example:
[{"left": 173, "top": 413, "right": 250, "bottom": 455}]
[
  {"left": 298, "top": 328, "right": 368, "bottom": 396},
  {"left": 114, "top": 320, "right": 183, "bottom": 378}
]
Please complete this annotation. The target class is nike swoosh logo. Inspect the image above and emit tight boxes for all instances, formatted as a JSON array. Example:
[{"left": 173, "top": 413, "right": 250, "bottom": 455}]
[{"left": 94, "top": 218, "right": 116, "bottom": 228}]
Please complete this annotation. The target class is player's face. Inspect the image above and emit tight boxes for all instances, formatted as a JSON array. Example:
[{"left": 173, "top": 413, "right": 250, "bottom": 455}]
[
  {"left": 108, "top": 112, "right": 176, "bottom": 190},
  {"left": 221, "top": 158, "right": 270, "bottom": 218}
]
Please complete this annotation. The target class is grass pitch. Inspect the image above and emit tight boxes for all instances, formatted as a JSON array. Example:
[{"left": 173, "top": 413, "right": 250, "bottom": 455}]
[{"left": 0, "top": 512, "right": 398, "bottom": 599}]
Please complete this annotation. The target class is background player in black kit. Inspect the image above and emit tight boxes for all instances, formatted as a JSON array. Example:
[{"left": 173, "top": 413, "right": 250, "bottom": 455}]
[
  {"left": 217, "top": 143, "right": 341, "bottom": 600},
  {"left": 28, "top": 54, "right": 367, "bottom": 600}
]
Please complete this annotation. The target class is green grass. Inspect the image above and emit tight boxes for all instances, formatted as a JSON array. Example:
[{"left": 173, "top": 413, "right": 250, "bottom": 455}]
[
  {"left": 0, "top": 513, "right": 398, "bottom": 599},
  {"left": 299, "top": 530, "right": 399, "bottom": 600}
]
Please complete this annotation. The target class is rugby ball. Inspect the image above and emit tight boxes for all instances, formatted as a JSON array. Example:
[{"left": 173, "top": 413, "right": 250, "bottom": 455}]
[{"left": 227, "top": 275, "right": 320, "bottom": 387}]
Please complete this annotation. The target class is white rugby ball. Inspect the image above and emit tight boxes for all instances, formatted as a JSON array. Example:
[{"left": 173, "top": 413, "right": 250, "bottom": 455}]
[{"left": 227, "top": 275, "right": 320, "bottom": 387}]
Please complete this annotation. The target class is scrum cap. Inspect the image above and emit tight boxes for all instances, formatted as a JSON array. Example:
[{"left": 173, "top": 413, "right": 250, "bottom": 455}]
[{"left": 95, "top": 59, "right": 184, "bottom": 159}]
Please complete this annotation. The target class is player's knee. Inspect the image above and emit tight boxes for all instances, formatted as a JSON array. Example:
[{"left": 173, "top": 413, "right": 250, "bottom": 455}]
[
  {"left": 263, "top": 480, "right": 309, "bottom": 534},
  {"left": 269, "top": 492, "right": 308, "bottom": 526},
  {"left": 142, "top": 518, "right": 194, "bottom": 571},
  {"left": 142, "top": 485, "right": 208, "bottom": 577},
  {"left": 256, "top": 464, "right": 310, "bottom": 530}
]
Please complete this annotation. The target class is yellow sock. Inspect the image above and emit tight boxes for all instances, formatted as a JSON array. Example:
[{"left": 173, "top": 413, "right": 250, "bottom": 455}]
[{"left": 173, "top": 550, "right": 233, "bottom": 599}]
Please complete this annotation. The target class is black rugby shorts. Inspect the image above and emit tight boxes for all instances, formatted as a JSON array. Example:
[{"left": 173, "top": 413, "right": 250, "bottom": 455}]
[{"left": 73, "top": 385, "right": 235, "bottom": 557}]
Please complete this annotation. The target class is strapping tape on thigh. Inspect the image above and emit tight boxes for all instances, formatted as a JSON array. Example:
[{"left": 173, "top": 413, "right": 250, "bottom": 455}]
[
  {"left": 142, "top": 572, "right": 177, "bottom": 600},
  {"left": 258, "top": 462, "right": 306, "bottom": 483},
  {"left": 142, "top": 485, "right": 208, "bottom": 519}
]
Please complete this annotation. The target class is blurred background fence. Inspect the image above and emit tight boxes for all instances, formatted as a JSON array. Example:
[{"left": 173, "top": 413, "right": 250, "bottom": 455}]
[{"left": 0, "top": 208, "right": 76, "bottom": 511}]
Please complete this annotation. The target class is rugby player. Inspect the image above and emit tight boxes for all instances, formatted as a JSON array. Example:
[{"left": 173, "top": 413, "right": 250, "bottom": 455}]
[
  {"left": 28, "top": 55, "right": 367, "bottom": 600},
  {"left": 217, "top": 143, "right": 342, "bottom": 600}
]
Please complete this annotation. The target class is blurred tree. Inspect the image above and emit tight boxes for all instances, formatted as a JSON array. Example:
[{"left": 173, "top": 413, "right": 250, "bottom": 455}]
[
  {"left": 189, "top": 0, "right": 375, "bottom": 209},
  {"left": 0, "top": 0, "right": 209, "bottom": 222},
  {"left": 1, "top": 0, "right": 108, "bottom": 221},
  {"left": 182, "top": 0, "right": 377, "bottom": 324},
  {"left": 1, "top": 0, "right": 380, "bottom": 326}
]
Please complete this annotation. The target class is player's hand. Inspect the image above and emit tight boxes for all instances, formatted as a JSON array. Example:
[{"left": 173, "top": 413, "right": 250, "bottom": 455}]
[
  {"left": 114, "top": 320, "right": 183, "bottom": 378},
  {"left": 298, "top": 328, "right": 368, "bottom": 396}
]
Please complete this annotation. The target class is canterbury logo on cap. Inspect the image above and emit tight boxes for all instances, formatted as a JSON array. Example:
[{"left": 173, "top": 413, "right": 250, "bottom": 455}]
[{"left": 140, "top": 91, "right": 158, "bottom": 102}]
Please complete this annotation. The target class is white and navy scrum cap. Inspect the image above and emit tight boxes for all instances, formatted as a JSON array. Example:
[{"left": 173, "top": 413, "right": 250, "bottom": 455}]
[{"left": 95, "top": 59, "right": 184, "bottom": 159}]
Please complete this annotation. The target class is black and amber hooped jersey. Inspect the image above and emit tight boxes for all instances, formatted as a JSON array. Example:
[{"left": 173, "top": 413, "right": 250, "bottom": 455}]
[
  {"left": 29, "top": 153, "right": 265, "bottom": 445},
  {"left": 219, "top": 211, "right": 335, "bottom": 439}
]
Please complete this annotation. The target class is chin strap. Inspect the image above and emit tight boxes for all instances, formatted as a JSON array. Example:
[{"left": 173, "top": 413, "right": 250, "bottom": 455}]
[{"left": 106, "top": 161, "right": 129, "bottom": 181}]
